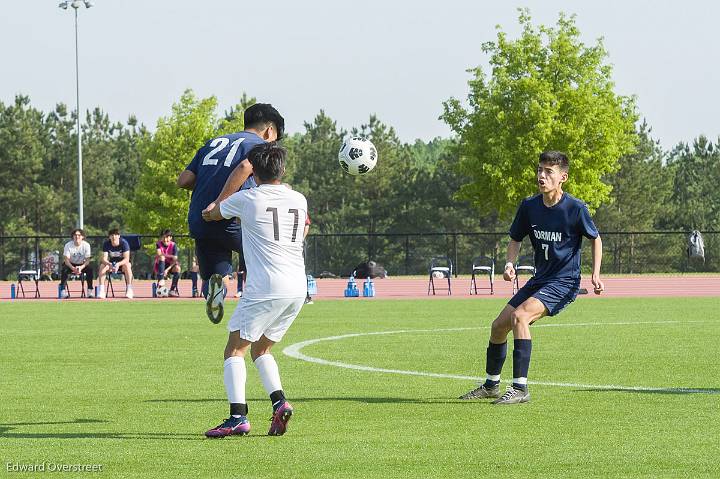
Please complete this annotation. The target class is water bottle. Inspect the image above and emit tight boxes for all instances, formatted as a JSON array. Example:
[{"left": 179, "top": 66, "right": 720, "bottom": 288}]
[
  {"left": 345, "top": 276, "right": 359, "bottom": 297},
  {"left": 152, "top": 282, "right": 157, "bottom": 298},
  {"left": 57, "top": 284, "right": 63, "bottom": 299},
  {"left": 10, "top": 283, "right": 16, "bottom": 299},
  {"left": 363, "top": 278, "right": 375, "bottom": 297},
  {"left": 307, "top": 275, "right": 317, "bottom": 295}
]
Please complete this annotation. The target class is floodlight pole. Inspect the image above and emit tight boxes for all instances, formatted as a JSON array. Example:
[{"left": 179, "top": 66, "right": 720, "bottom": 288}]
[
  {"left": 60, "top": 0, "right": 92, "bottom": 229},
  {"left": 74, "top": 6, "right": 84, "bottom": 230}
]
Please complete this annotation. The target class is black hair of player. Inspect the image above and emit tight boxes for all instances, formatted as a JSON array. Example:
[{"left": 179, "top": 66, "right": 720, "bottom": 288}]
[
  {"left": 539, "top": 151, "right": 569, "bottom": 172},
  {"left": 108, "top": 228, "right": 120, "bottom": 236},
  {"left": 161, "top": 229, "right": 173, "bottom": 237},
  {"left": 248, "top": 142, "right": 287, "bottom": 182},
  {"left": 71, "top": 228, "right": 84, "bottom": 237},
  {"left": 244, "top": 103, "right": 285, "bottom": 141}
]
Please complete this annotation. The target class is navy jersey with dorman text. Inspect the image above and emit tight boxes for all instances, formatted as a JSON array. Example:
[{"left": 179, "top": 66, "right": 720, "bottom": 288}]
[
  {"left": 186, "top": 131, "right": 264, "bottom": 239},
  {"left": 509, "top": 193, "right": 598, "bottom": 283}
]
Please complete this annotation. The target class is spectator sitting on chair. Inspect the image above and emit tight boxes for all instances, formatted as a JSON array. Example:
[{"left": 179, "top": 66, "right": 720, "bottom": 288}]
[
  {"left": 97, "top": 228, "right": 134, "bottom": 299},
  {"left": 60, "top": 228, "right": 95, "bottom": 298},
  {"left": 155, "top": 229, "right": 181, "bottom": 297}
]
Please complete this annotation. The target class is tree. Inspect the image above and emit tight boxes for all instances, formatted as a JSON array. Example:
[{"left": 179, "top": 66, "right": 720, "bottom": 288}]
[
  {"left": 126, "top": 90, "right": 217, "bottom": 251},
  {"left": 666, "top": 136, "right": 720, "bottom": 231},
  {"left": 126, "top": 90, "right": 256, "bottom": 257},
  {"left": 442, "top": 9, "right": 638, "bottom": 219},
  {"left": 593, "top": 121, "right": 671, "bottom": 232}
]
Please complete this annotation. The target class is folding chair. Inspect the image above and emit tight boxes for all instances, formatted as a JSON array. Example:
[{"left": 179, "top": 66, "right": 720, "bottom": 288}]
[
  {"left": 512, "top": 254, "right": 536, "bottom": 294},
  {"left": 427, "top": 256, "right": 453, "bottom": 295},
  {"left": 65, "top": 272, "right": 87, "bottom": 298},
  {"left": 18, "top": 262, "right": 41, "bottom": 299},
  {"left": 105, "top": 271, "right": 126, "bottom": 298},
  {"left": 470, "top": 256, "right": 495, "bottom": 295}
]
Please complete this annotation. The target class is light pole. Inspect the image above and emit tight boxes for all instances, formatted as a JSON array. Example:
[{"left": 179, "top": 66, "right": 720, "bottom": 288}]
[{"left": 58, "top": 0, "right": 93, "bottom": 229}]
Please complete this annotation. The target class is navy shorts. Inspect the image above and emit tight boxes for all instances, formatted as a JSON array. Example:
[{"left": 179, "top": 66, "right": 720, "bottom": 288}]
[
  {"left": 194, "top": 235, "right": 243, "bottom": 281},
  {"left": 508, "top": 278, "right": 580, "bottom": 316}
]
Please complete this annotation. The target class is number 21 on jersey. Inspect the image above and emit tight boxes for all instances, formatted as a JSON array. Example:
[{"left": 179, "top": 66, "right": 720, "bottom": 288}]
[{"left": 201, "top": 137, "right": 245, "bottom": 167}]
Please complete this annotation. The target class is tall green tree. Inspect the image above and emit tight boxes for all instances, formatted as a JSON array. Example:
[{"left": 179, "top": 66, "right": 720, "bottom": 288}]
[
  {"left": 593, "top": 121, "right": 671, "bottom": 232},
  {"left": 665, "top": 136, "right": 720, "bottom": 230},
  {"left": 126, "top": 90, "right": 256, "bottom": 254},
  {"left": 442, "top": 9, "right": 638, "bottom": 218},
  {"left": 126, "top": 90, "right": 217, "bottom": 246}
]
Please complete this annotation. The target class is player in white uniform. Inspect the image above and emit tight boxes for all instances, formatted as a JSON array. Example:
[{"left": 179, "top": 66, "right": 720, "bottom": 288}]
[{"left": 202, "top": 142, "right": 307, "bottom": 437}]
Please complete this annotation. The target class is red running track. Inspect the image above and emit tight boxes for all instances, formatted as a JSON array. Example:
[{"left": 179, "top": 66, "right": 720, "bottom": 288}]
[{"left": 1, "top": 275, "right": 718, "bottom": 301}]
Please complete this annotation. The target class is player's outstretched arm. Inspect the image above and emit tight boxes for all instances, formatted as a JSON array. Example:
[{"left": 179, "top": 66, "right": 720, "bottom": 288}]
[
  {"left": 503, "top": 240, "right": 521, "bottom": 282},
  {"left": 201, "top": 160, "right": 253, "bottom": 219},
  {"left": 590, "top": 236, "right": 604, "bottom": 294},
  {"left": 218, "top": 160, "right": 253, "bottom": 203}
]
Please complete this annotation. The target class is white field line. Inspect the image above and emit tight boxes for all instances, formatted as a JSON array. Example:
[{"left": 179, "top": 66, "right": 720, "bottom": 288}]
[{"left": 283, "top": 321, "right": 719, "bottom": 395}]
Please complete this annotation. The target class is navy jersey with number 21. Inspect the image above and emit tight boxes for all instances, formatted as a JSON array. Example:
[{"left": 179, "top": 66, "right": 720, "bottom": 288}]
[
  {"left": 186, "top": 131, "right": 265, "bottom": 239},
  {"left": 509, "top": 193, "right": 599, "bottom": 283}
]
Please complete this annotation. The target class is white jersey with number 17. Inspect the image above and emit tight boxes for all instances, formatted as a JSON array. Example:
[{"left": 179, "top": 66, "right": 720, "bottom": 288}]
[{"left": 219, "top": 184, "right": 308, "bottom": 299}]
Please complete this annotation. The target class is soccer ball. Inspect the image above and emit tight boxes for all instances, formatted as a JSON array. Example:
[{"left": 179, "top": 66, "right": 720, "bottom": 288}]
[
  {"left": 338, "top": 137, "right": 378, "bottom": 176},
  {"left": 156, "top": 285, "right": 169, "bottom": 298}
]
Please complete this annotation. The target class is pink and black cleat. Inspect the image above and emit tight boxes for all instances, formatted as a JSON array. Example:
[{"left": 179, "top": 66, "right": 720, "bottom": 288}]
[
  {"left": 205, "top": 416, "right": 251, "bottom": 438},
  {"left": 267, "top": 401, "right": 293, "bottom": 436}
]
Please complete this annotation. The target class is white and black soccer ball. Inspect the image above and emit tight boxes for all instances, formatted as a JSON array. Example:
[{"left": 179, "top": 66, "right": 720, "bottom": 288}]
[
  {"left": 338, "top": 137, "right": 378, "bottom": 176},
  {"left": 156, "top": 285, "right": 169, "bottom": 298}
]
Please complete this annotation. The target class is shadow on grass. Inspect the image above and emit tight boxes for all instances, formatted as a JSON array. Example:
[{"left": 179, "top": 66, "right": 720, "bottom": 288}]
[
  {"left": 0, "top": 417, "right": 248, "bottom": 441},
  {"left": 146, "top": 396, "right": 471, "bottom": 405},
  {"left": 577, "top": 387, "right": 720, "bottom": 395}
]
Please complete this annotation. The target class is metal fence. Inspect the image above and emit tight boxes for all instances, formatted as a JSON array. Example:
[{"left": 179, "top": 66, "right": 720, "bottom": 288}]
[{"left": 0, "top": 231, "right": 717, "bottom": 281}]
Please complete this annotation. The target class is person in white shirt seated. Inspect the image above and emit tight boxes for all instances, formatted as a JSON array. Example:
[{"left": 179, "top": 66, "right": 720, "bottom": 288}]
[{"left": 59, "top": 228, "right": 95, "bottom": 298}]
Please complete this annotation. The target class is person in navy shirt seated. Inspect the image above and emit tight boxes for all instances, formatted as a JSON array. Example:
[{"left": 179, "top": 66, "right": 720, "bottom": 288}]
[
  {"left": 460, "top": 151, "right": 604, "bottom": 405},
  {"left": 97, "top": 228, "right": 134, "bottom": 299}
]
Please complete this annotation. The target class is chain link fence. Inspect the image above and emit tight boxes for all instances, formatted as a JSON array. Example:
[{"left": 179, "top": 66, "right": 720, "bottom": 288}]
[{"left": 0, "top": 231, "right": 717, "bottom": 281}]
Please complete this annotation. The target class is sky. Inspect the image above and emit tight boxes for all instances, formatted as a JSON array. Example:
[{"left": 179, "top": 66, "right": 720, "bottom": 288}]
[{"left": 1, "top": 0, "right": 718, "bottom": 150}]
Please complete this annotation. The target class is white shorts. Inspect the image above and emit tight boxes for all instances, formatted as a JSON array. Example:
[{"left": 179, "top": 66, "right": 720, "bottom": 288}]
[{"left": 227, "top": 297, "right": 305, "bottom": 342}]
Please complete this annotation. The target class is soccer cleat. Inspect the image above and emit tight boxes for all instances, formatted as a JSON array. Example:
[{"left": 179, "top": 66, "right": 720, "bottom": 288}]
[
  {"left": 235, "top": 290, "right": 242, "bottom": 298},
  {"left": 192, "top": 289, "right": 199, "bottom": 298},
  {"left": 169, "top": 289, "right": 180, "bottom": 298},
  {"left": 204, "top": 416, "right": 251, "bottom": 438},
  {"left": 268, "top": 401, "right": 293, "bottom": 436},
  {"left": 304, "top": 297, "right": 314, "bottom": 305},
  {"left": 59, "top": 287, "right": 69, "bottom": 299},
  {"left": 458, "top": 384, "right": 500, "bottom": 400},
  {"left": 125, "top": 285, "right": 134, "bottom": 299},
  {"left": 86, "top": 288, "right": 95, "bottom": 299},
  {"left": 97, "top": 285, "right": 106, "bottom": 299},
  {"left": 492, "top": 386, "right": 530, "bottom": 405},
  {"left": 206, "top": 274, "right": 225, "bottom": 324}
]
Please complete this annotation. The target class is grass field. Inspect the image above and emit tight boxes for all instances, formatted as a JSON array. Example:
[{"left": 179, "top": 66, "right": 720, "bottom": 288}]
[{"left": 2, "top": 298, "right": 719, "bottom": 478}]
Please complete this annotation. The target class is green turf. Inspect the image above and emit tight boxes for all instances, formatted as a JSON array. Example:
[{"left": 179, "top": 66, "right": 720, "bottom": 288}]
[{"left": 1, "top": 298, "right": 719, "bottom": 478}]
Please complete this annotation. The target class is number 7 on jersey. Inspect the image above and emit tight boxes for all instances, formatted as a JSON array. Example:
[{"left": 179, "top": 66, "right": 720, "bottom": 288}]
[{"left": 266, "top": 207, "right": 301, "bottom": 242}]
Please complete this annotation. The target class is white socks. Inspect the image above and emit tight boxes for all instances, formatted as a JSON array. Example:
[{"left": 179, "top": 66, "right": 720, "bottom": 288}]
[
  {"left": 223, "top": 356, "right": 246, "bottom": 404},
  {"left": 254, "top": 354, "right": 283, "bottom": 395}
]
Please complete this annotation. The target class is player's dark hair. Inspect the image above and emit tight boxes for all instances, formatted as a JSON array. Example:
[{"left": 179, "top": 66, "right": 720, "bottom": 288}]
[
  {"left": 539, "top": 151, "right": 569, "bottom": 172},
  {"left": 71, "top": 228, "right": 84, "bottom": 237},
  {"left": 244, "top": 103, "right": 285, "bottom": 141},
  {"left": 248, "top": 142, "right": 287, "bottom": 182},
  {"left": 161, "top": 229, "right": 173, "bottom": 237},
  {"left": 108, "top": 228, "right": 120, "bottom": 236}
]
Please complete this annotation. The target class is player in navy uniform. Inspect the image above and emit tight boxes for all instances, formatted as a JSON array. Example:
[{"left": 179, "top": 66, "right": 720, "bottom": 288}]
[
  {"left": 460, "top": 151, "right": 604, "bottom": 404},
  {"left": 177, "top": 103, "right": 284, "bottom": 323}
]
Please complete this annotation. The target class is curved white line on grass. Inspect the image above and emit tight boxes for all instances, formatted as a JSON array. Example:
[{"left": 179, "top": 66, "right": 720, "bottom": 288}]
[{"left": 283, "top": 321, "right": 718, "bottom": 395}]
